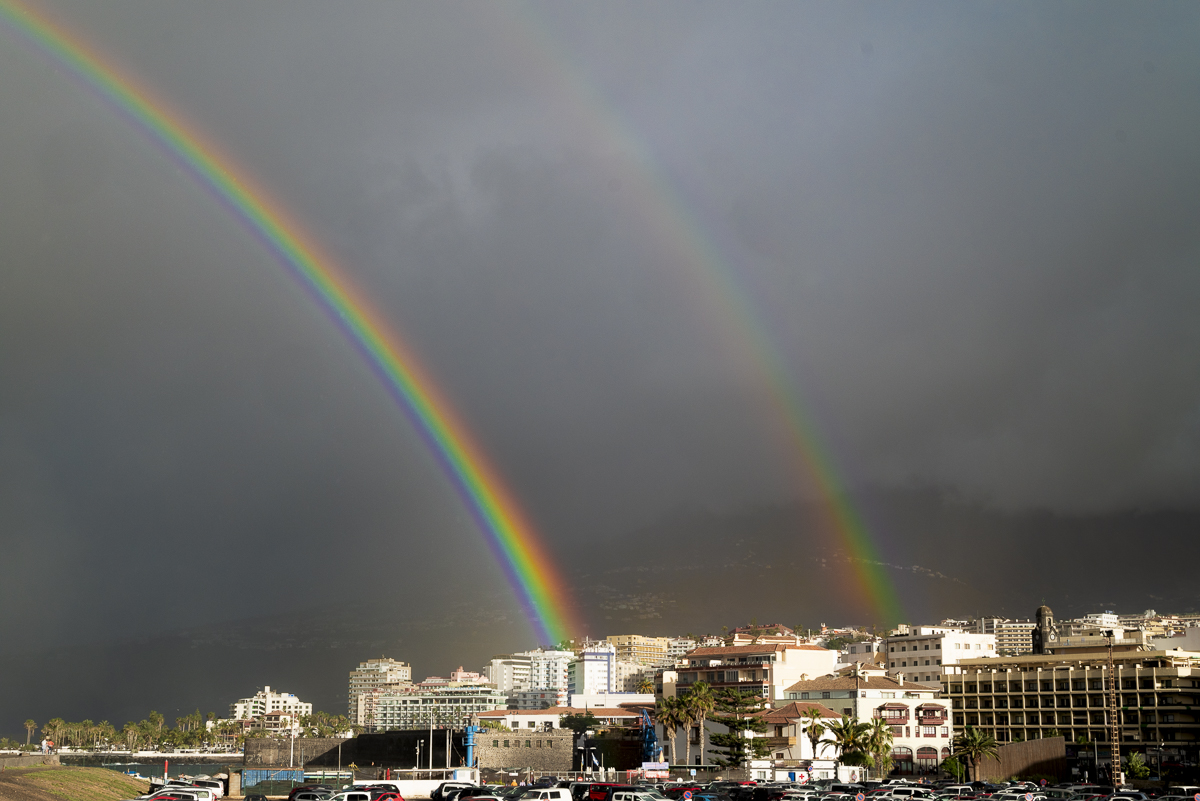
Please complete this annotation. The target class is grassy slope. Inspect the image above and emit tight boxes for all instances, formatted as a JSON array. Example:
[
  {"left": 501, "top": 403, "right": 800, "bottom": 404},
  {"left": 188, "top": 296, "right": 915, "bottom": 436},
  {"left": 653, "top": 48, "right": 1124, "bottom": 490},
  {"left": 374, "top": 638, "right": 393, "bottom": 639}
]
[{"left": 0, "top": 766, "right": 151, "bottom": 801}]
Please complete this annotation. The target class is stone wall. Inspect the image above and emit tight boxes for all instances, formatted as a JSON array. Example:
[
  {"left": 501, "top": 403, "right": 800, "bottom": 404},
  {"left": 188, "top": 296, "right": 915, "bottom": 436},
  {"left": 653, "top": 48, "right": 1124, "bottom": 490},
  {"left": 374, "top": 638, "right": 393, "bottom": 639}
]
[
  {"left": 243, "top": 738, "right": 347, "bottom": 767},
  {"left": 0, "top": 754, "right": 60, "bottom": 768},
  {"left": 975, "top": 737, "right": 1067, "bottom": 781},
  {"left": 475, "top": 730, "right": 574, "bottom": 772}
]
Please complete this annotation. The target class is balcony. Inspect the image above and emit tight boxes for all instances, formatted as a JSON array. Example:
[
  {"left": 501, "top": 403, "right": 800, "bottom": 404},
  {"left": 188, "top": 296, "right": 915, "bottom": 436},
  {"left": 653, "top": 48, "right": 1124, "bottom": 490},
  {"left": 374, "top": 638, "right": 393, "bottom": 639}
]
[{"left": 765, "top": 736, "right": 797, "bottom": 748}]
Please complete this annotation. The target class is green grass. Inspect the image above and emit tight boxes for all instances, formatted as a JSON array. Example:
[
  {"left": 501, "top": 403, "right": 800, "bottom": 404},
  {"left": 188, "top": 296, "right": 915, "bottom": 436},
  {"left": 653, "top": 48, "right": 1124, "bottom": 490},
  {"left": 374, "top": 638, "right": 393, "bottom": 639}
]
[{"left": 18, "top": 766, "right": 151, "bottom": 800}]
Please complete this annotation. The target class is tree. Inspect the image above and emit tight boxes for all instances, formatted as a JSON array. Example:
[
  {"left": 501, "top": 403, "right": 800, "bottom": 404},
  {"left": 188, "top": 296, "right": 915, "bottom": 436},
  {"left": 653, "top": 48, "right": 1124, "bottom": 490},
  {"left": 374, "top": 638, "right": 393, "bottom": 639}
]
[
  {"left": 952, "top": 725, "right": 999, "bottom": 782},
  {"left": 656, "top": 697, "right": 685, "bottom": 764},
  {"left": 819, "top": 715, "right": 872, "bottom": 770},
  {"left": 24, "top": 720, "right": 35, "bottom": 747},
  {"left": 865, "top": 717, "right": 895, "bottom": 777},
  {"left": 800, "top": 709, "right": 827, "bottom": 760},
  {"left": 686, "top": 683, "right": 716, "bottom": 767},
  {"left": 560, "top": 711, "right": 600, "bottom": 738},
  {"left": 1126, "top": 752, "right": 1150, "bottom": 780},
  {"left": 707, "top": 688, "right": 768, "bottom": 768},
  {"left": 941, "top": 754, "right": 968, "bottom": 780},
  {"left": 637, "top": 675, "right": 655, "bottom": 694}
]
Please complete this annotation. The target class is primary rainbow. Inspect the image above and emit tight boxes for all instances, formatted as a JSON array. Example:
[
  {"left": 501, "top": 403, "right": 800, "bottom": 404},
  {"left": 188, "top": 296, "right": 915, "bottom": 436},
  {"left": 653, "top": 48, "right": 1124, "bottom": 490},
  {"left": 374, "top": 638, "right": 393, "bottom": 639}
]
[
  {"left": 502, "top": 6, "right": 906, "bottom": 624},
  {"left": 0, "top": 0, "right": 579, "bottom": 645}
]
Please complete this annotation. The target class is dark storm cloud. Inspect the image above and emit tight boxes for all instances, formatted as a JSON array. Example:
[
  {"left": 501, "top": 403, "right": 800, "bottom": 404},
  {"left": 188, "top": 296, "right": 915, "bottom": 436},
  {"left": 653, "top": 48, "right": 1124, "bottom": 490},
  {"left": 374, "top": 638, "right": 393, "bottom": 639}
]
[{"left": 2, "top": 0, "right": 1199, "bottom": 667}]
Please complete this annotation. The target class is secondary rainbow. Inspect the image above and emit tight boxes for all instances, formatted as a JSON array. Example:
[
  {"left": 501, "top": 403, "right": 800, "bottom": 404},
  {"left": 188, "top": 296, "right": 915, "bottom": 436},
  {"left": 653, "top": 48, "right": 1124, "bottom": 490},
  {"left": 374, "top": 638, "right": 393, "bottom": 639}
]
[
  {"left": 501, "top": 6, "right": 905, "bottom": 623},
  {"left": 0, "top": 0, "right": 579, "bottom": 645}
]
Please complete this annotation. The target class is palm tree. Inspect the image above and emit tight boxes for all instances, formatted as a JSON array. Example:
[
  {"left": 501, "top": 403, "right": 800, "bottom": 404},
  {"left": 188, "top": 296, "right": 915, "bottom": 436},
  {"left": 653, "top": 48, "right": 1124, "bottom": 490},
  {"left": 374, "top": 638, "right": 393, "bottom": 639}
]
[
  {"left": 819, "top": 715, "right": 871, "bottom": 770},
  {"left": 679, "top": 696, "right": 699, "bottom": 767},
  {"left": 656, "top": 696, "right": 685, "bottom": 765},
  {"left": 865, "top": 718, "right": 894, "bottom": 777},
  {"left": 952, "top": 725, "right": 999, "bottom": 782},
  {"left": 637, "top": 675, "right": 655, "bottom": 694},
  {"left": 24, "top": 720, "right": 35, "bottom": 747},
  {"left": 800, "top": 709, "right": 827, "bottom": 760},
  {"left": 687, "top": 682, "right": 716, "bottom": 766}
]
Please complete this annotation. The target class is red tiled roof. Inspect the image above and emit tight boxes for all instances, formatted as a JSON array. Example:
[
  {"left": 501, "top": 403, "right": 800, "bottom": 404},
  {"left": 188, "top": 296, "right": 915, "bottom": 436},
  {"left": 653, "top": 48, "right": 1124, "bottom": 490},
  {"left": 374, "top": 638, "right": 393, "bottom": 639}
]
[
  {"left": 685, "top": 643, "right": 829, "bottom": 657},
  {"left": 757, "top": 701, "right": 840, "bottom": 723},
  {"left": 783, "top": 674, "right": 940, "bottom": 693}
]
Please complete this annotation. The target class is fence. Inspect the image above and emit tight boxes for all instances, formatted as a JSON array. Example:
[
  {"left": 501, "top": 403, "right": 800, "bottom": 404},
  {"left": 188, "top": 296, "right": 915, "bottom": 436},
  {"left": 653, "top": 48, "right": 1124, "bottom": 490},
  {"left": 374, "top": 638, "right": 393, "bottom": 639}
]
[{"left": 242, "top": 768, "right": 304, "bottom": 789}]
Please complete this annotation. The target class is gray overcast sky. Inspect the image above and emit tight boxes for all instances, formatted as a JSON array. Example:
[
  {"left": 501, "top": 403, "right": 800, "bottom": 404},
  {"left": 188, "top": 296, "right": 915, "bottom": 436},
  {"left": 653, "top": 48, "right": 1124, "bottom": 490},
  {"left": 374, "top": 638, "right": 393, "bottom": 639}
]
[{"left": 2, "top": 1, "right": 1199, "bottom": 655}]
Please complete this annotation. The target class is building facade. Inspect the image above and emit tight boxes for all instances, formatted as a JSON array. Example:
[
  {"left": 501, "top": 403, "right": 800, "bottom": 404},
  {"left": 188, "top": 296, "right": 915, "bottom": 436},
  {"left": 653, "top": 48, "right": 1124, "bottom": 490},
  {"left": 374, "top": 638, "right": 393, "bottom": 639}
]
[
  {"left": 482, "top": 655, "right": 532, "bottom": 695},
  {"left": 512, "top": 688, "right": 569, "bottom": 710},
  {"left": 229, "top": 686, "right": 312, "bottom": 720},
  {"left": 974, "top": 619, "right": 1037, "bottom": 656},
  {"left": 886, "top": 627, "right": 996, "bottom": 686},
  {"left": 944, "top": 647, "right": 1200, "bottom": 767},
  {"left": 348, "top": 658, "right": 413, "bottom": 717},
  {"left": 784, "top": 665, "right": 953, "bottom": 776},
  {"left": 607, "top": 634, "right": 672, "bottom": 666},
  {"left": 569, "top": 643, "right": 617, "bottom": 695},
  {"left": 364, "top": 684, "right": 508, "bottom": 730},
  {"left": 669, "top": 642, "right": 839, "bottom": 703}
]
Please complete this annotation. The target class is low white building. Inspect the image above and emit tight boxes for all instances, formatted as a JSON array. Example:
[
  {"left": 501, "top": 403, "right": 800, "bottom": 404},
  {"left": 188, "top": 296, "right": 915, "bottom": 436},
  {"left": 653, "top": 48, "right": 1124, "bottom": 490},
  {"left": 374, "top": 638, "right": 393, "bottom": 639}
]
[
  {"left": 478, "top": 705, "right": 643, "bottom": 732},
  {"left": 229, "top": 686, "right": 312, "bottom": 721},
  {"left": 784, "top": 664, "right": 952, "bottom": 777},
  {"left": 885, "top": 627, "right": 996, "bottom": 686},
  {"left": 365, "top": 684, "right": 507, "bottom": 730}
]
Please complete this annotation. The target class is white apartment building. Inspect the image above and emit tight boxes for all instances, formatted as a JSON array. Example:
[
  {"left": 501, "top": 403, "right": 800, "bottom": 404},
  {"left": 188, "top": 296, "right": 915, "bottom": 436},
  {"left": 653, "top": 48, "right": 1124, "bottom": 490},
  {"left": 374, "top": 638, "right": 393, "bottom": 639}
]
[
  {"left": 838, "top": 638, "right": 884, "bottom": 667},
  {"left": 482, "top": 654, "right": 532, "bottom": 695},
  {"left": 784, "top": 665, "right": 953, "bottom": 776},
  {"left": 512, "top": 688, "right": 568, "bottom": 709},
  {"left": 348, "top": 658, "right": 412, "bottom": 717},
  {"left": 527, "top": 649, "right": 575, "bottom": 692},
  {"left": 974, "top": 619, "right": 1036, "bottom": 656},
  {"left": 668, "top": 638, "right": 697, "bottom": 659},
  {"left": 568, "top": 643, "right": 617, "bottom": 694},
  {"left": 363, "top": 684, "right": 507, "bottom": 730},
  {"left": 886, "top": 627, "right": 996, "bottom": 686},
  {"left": 669, "top": 642, "right": 839, "bottom": 703},
  {"left": 229, "top": 686, "right": 312, "bottom": 720}
]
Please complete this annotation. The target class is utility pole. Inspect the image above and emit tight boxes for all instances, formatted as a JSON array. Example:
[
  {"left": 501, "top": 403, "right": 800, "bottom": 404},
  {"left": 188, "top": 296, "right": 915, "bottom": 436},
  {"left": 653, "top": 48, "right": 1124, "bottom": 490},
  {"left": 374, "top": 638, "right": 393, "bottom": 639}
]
[{"left": 1107, "top": 631, "right": 1123, "bottom": 789}]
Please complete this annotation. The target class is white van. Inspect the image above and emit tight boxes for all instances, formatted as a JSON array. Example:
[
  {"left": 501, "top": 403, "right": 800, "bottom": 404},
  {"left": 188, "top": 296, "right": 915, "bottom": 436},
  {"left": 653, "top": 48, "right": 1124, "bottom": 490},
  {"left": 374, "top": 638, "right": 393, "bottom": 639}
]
[{"left": 521, "top": 790, "right": 571, "bottom": 801}]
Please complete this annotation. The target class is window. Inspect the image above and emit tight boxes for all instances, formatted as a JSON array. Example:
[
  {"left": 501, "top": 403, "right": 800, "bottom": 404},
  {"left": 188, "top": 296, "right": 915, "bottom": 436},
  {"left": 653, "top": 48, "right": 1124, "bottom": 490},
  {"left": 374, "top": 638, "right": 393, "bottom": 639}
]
[
  {"left": 503, "top": 740, "right": 510, "bottom": 748},
  {"left": 525, "top": 740, "right": 531, "bottom": 748},
  {"left": 936, "top": 660, "right": 941, "bottom": 665},
  {"left": 822, "top": 692, "right": 830, "bottom": 699},
  {"left": 492, "top": 740, "right": 499, "bottom": 748},
  {"left": 941, "top": 727, "right": 949, "bottom": 737},
  {"left": 925, "top": 660, "right": 930, "bottom": 665},
  {"left": 921, "top": 726, "right": 936, "bottom": 737},
  {"left": 882, "top": 692, "right": 895, "bottom": 698},
  {"left": 536, "top": 740, "right": 542, "bottom": 748},
  {"left": 956, "top": 644, "right": 962, "bottom": 649},
  {"left": 901, "top": 646, "right": 907, "bottom": 651},
  {"left": 924, "top": 645, "right": 930, "bottom": 650}
]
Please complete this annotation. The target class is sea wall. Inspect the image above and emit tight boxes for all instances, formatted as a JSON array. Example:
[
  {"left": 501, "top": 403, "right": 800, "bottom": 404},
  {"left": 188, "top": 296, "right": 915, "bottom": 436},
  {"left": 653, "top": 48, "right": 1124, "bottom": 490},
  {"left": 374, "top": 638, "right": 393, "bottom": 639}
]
[{"left": 0, "top": 754, "right": 61, "bottom": 768}]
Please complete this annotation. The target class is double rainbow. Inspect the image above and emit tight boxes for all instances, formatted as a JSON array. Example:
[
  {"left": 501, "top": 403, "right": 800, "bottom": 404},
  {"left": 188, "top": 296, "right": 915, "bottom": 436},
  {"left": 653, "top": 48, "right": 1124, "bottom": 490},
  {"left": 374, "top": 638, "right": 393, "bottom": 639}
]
[
  {"left": 0, "top": 0, "right": 579, "bottom": 645},
  {"left": 504, "top": 6, "right": 905, "bottom": 623}
]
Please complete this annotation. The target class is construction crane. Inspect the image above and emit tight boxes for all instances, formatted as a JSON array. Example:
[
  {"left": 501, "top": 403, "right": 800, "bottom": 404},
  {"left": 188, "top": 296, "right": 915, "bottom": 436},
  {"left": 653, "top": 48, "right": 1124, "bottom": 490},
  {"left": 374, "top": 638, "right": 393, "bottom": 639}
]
[{"left": 1106, "top": 631, "right": 1123, "bottom": 789}]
